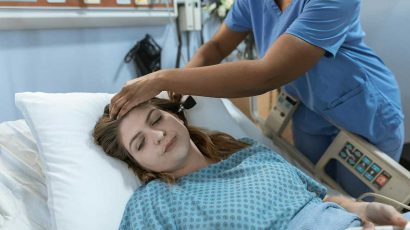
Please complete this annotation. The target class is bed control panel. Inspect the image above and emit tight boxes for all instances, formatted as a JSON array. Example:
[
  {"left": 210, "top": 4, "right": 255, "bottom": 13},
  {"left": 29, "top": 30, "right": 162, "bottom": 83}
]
[
  {"left": 263, "top": 91, "right": 299, "bottom": 136},
  {"left": 338, "top": 142, "right": 393, "bottom": 190},
  {"left": 315, "top": 130, "right": 410, "bottom": 210}
]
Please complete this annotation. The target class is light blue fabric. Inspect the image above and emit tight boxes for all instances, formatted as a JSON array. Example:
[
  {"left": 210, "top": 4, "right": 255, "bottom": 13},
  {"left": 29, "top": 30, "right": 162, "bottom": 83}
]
[
  {"left": 404, "top": 212, "right": 410, "bottom": 221},
  {"left": 287, "top": 198, "right": 361, "bottom": 230},
  {"left": 224, "top": 0, "right": 404, "bottom": 197},
  {"left": 119, "top": 138, "right": 361, "bottom": 229}
]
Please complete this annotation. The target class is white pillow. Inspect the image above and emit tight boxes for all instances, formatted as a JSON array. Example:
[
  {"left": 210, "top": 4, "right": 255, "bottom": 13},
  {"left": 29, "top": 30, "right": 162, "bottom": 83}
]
[
  {"left": 15, "top": 92, "right": 140, "bottom": 230},
  {"left": 15, "top": 92, "right": 254, "bottom": 230}
]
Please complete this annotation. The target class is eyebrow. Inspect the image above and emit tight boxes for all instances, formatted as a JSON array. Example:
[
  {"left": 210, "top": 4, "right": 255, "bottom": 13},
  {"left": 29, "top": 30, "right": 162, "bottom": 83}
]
[{"left": 128, "top": 108, "right": 157, "bottom": 150}]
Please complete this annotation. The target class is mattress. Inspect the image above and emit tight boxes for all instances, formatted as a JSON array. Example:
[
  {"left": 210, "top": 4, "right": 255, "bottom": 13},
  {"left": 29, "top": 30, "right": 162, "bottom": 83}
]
[{"left": 0, "top": 120, "right": 50, "bottom": 230}]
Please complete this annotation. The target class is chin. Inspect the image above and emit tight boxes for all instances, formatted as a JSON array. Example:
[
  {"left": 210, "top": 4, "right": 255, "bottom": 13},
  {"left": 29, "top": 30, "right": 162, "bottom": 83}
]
[
  {"left": 169, "top": 140, "right": 190, "bottom": 161},
  {"left": 174, "top": 143, "right": 190, "bottom": 158}
]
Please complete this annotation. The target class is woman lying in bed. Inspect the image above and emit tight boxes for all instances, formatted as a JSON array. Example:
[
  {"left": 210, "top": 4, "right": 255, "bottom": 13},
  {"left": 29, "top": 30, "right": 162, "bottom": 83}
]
[{"left": 93, "top": 97, "right": 408, "bottom": 230}]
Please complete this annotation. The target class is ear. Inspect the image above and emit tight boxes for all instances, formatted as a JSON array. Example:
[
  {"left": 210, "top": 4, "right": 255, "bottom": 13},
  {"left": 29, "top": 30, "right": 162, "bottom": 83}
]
[
  {"left": 177, "top": 112, "right": 188, "bottom": 125},
  {"left": 173, "top": 112, "right": 188, "bottom": 126},
  {"left": 174, "top": 113, "right": 185, "bottom": 124}
]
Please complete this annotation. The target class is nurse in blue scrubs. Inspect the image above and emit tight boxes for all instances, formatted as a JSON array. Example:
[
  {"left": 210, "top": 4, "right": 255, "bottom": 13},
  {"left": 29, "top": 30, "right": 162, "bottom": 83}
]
[{"left": 110, "top": 0, "right": 404, "bottom": 197}]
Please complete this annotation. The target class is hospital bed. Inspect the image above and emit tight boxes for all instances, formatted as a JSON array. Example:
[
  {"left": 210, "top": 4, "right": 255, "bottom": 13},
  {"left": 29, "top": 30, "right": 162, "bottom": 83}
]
[
  {"left": 259, "top": 91, "right": 410, "bottom": 210},
  {"left": 0, "top": 93, "right": 409, "bottom": 230}
]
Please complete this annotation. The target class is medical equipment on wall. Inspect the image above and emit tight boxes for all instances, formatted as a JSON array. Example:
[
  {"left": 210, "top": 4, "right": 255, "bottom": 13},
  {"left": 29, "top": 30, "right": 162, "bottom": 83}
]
[
  {"left": 177, "top": 0, "right": 201, "bottom": 32},
  {"left": 124, "top": 34, "right": 162, "bottom": 76},
  {"left": 175, "top": 0, "right": 203, "bottom": 68},
  {"left": 261, "top": 91, "right": 410, "bottom": 211}
]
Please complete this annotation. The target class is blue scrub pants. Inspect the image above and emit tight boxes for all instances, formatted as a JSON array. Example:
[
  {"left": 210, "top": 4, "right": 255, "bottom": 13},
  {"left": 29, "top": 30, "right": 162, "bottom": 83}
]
[{"left": 292, "top": 104, "right": 404, "bottom": 197}]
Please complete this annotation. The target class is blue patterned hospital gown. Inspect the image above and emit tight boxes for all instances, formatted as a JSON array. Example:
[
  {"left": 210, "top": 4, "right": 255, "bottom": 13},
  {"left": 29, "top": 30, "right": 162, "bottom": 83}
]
[{"left": 119, "top": 138, "right": 360, "bottom": 229}]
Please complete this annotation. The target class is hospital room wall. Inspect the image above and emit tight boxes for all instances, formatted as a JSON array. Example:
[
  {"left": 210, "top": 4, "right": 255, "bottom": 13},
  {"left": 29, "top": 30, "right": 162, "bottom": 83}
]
[
  {"left": 0, "top": 26, "right": 169, "bottom": 122},
  {"left": 0, "top": 15, "right": 220, "bottom": 123}
]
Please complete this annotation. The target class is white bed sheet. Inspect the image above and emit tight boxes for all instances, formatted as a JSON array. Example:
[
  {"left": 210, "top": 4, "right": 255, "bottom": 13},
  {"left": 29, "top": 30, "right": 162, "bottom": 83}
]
[{"left": 0, "top": 120, "right": 50, "bottom": 230}]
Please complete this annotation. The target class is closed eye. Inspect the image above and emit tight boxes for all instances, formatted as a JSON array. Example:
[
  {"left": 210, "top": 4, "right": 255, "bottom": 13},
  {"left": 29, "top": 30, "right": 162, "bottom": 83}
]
[
  {"left": 129, "top": 108, "right": 160, "bottom": 152},
  {"left": 137, "top": 137, "right": 145, "bottom": 151},
  {"left": 151, "top": 115, "right": 162, "bottom": 126}
]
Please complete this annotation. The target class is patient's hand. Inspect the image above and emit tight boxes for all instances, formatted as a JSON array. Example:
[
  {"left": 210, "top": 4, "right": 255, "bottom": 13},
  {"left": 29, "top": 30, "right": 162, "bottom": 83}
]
[
  {"left": 350, "top": 201, "right": 407, "bottom": 230},
  {"left": 325, "top": 196, "right": 407, "bottom": 229}
]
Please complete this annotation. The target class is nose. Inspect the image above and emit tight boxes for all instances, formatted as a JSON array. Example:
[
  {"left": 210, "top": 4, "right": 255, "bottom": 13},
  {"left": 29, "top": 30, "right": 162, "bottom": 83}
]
[{"left": 152, "top": 130, "right": 166, "bottom": 145}]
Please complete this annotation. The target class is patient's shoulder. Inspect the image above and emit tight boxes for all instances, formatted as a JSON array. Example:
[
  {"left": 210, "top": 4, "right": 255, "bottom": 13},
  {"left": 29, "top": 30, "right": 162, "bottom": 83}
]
[
  {"left": 238, "top": 137, "right": 275, "bottom": 154},
  {"left": 236, "top": 137, "right": 287, "bottom": 162},
  {"left": 238, "top": 137, "right": 257, "bottom": 145}
]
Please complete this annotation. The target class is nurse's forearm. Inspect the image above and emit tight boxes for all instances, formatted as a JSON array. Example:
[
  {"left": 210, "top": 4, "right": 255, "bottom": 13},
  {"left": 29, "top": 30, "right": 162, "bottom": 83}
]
[
  {"left": 157, "top": 33, "right": 324, "bottom": 98},
  {"left": 185, "top": 24, "right": 248, "bottom": 68},
  {"left": 157, "top": 59, "right": 287, "bottom": 98},
  {"left": 184, "top": 40, "right": 226, "bottom": 68}
]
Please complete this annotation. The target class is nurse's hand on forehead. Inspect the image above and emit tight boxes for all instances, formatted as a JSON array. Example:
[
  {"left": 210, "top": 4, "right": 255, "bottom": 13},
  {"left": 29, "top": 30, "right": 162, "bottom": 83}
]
[{"left": 110, "top": 72, "right": 161, "bottom": 119}]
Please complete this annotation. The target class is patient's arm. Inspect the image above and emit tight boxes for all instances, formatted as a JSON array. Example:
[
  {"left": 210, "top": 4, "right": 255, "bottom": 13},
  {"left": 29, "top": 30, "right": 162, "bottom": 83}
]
[{"left": 324, "top": 196, "right": 408, "bottom": 228}]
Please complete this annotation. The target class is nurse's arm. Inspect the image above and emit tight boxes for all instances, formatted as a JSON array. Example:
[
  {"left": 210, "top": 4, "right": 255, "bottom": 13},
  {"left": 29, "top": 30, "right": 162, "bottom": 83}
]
[
  {"left": 185, "top": 23, "right": 249, "bottom": 68},
  {"left": 166, "top": 23, "right": 248, "bottom": 100},
  {"left": 156, "top": 31, "right": 325, "bottom": 98}
]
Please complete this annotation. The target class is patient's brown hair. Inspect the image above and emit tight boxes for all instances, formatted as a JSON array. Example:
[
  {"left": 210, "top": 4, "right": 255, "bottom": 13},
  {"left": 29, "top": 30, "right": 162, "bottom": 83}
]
[{"left": 93, "top": 97, "right": 249, "bottom": 184}]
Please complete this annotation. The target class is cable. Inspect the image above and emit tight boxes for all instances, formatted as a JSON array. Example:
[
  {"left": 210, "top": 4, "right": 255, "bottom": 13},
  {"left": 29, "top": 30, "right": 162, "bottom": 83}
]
[
  {"left": 199, "top": 29, "right": 204, "bottom": 45},
  {"left": 175, "top": 3, "right": 182, "bottom": 68},
  {"left": 186, "top": 31, "right": 190, "bottom": 61},
  {"left": 357, "top": 192, "right": 410, "bottom": 211}
]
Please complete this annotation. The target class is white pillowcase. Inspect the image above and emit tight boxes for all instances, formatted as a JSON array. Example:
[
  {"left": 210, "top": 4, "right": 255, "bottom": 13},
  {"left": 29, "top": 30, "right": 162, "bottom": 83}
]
[
  {"left": 16, "top": 92, "right": 140, "bottom": 230},
  {"left": 15, "top": 92, "right": 254, "bottom": 230}
]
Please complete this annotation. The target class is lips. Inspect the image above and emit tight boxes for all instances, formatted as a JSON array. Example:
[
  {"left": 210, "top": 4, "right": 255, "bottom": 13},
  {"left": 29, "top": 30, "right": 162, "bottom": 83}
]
[{"left": 165, "top": 136, "right": 176, "bottom": 153}]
